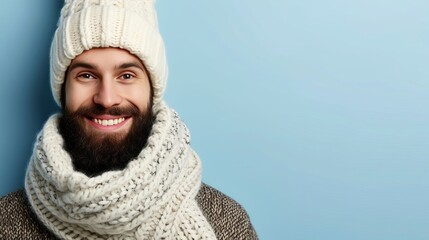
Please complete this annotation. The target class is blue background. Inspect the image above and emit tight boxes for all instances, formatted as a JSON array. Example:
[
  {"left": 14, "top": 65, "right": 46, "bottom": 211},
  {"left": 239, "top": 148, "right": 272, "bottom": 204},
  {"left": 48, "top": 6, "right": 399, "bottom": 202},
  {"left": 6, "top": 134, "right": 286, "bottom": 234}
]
[{"left": 1, "top": 0, "right": 429, "bottom": 239}]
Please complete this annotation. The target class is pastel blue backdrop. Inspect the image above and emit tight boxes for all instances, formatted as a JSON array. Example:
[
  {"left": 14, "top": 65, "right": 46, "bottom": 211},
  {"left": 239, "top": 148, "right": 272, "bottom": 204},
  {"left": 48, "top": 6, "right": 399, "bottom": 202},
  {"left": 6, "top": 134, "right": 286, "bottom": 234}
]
[{"left": 1, "top": 0, "right": 428, "bottom": 239}]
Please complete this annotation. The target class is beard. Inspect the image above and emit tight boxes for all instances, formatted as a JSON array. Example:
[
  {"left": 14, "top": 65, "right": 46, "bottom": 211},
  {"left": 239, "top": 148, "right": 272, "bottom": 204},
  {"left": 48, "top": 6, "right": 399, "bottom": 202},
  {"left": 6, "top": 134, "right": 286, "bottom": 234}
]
[{"left": 59, "top": 103, "right": 154, "bottom": 177}]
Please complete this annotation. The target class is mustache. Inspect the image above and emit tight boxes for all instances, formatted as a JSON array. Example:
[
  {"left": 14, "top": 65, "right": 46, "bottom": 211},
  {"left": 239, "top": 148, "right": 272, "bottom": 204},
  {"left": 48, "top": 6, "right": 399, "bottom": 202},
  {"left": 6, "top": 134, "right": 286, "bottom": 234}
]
[{"left": 67, "top": 104, "right": 141, "bottom": 116}]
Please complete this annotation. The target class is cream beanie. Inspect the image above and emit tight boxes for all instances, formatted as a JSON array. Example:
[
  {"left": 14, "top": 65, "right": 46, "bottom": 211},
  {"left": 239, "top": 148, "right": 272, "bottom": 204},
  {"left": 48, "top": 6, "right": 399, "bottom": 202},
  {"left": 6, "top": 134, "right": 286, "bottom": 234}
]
[{"left": 50, "top": 0, "right": 168, "bottom": 107}]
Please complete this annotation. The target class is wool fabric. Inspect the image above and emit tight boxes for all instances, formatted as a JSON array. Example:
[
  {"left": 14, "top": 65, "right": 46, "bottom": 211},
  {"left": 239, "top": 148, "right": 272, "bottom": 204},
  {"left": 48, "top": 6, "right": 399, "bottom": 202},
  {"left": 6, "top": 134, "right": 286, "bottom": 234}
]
[
  {"left": 50, "top": 0, "right": 168, "bottom": 107},
  {"left": 25, "top": 102, "right": 218, "bottom": 240}
]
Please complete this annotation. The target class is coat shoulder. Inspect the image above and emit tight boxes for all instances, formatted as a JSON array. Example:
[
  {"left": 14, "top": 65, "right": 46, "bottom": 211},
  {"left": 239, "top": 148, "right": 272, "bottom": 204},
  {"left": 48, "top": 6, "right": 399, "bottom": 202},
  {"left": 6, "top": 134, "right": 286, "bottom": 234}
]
[
  {"left": 197, "top": 183, "right": 258, "bottom": 240},
  {"left": 0, "top": 189, "right": 57, "bottom": 240}
]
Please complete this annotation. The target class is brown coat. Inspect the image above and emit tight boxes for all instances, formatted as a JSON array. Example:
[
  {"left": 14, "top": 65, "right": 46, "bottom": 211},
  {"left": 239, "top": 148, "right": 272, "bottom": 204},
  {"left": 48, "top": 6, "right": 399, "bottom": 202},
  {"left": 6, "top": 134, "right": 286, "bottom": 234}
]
[{"left": 0, "top": 184, "right": 257, "bottom": 240}]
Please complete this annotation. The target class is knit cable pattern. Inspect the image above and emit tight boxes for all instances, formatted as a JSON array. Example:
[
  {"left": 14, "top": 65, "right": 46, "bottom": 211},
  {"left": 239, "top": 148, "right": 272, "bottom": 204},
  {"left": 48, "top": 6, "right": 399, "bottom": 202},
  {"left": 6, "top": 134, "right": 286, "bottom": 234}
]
[{"left": 25, "top": 102, "right": 217, "bottom": 240}]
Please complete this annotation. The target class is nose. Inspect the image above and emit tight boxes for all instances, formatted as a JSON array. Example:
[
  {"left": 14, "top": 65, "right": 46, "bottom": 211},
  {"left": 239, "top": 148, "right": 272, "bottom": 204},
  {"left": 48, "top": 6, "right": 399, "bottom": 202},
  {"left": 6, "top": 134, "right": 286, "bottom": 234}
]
[{"left": 93, "top": 79, "right": 122, "bottom": 108}]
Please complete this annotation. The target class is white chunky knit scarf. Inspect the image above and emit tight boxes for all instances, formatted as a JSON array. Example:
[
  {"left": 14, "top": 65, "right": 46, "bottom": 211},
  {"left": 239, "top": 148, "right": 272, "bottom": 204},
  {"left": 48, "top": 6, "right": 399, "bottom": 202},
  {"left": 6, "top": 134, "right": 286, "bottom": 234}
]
[{"left": 25, "top": 103, "right": 217, "bottom": 240}]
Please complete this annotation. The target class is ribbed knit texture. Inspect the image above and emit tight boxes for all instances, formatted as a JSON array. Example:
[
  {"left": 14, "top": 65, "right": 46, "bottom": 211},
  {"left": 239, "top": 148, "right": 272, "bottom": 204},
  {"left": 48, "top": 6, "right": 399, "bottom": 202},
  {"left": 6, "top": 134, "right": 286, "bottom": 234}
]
[
  {"left": 25, "top": 102, "right": 218, "bottom": 240},
  {"left": 1, "top": 185, "right": 259, "bottom": 240},
  {"left": 50, "top": 0, "right": 168, "bottom": 107}
]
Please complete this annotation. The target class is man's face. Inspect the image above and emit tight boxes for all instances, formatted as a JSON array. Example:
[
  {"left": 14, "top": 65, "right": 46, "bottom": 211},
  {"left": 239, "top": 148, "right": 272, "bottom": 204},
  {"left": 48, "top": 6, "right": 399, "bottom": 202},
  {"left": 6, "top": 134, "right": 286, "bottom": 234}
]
[
  {"left": 65, "top": 47, "right": 151, "bottom": 138},
  {"left": 60, "top": 48, "right": 153, "bottom": 176}
]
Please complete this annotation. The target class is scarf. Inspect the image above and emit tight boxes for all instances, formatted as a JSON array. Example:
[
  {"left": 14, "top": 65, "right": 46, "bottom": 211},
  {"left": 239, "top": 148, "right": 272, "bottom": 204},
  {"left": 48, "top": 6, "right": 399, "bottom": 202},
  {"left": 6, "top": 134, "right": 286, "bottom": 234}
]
[{"left": 25, "top": 102, "right": 217, "bottom": 240}]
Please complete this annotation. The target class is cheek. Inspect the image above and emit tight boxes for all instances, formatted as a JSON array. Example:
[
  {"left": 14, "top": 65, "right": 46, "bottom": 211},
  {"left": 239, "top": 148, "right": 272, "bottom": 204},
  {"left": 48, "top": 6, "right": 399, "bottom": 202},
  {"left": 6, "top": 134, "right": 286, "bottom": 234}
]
[
  {"left": 65, "top": 81, "right": 94, "bottom": 112},
  {"left": 124, "top": 83, "right": 151, "bottom": 110}
]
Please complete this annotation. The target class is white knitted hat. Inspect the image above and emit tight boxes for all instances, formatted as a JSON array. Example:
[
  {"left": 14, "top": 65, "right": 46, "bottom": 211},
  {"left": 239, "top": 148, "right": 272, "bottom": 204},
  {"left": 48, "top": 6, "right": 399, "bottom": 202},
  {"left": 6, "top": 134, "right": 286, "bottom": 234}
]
[{"left": 50, "top": 0, "right": 168, "bottom": 107}]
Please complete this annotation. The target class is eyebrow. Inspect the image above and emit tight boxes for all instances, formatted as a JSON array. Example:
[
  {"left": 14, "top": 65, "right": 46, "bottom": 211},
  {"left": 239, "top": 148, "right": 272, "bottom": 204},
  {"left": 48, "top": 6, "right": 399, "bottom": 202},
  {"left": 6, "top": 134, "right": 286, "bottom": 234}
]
[
  {"left": 68, "top": 62, "right": 97, "bottom": 72},
  {"left": 116, "top": 62, "right": 146, "bottom": 72},
  {"left": 67, "top": 61, "right": 146, "bottom": 73}
]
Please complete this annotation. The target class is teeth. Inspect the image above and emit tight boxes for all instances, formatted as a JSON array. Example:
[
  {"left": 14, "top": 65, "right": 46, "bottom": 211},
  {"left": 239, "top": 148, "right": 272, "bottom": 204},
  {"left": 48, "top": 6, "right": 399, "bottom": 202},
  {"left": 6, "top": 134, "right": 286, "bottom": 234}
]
[{"left": 92, "top": 117, "right": 125, "bottom": 126}]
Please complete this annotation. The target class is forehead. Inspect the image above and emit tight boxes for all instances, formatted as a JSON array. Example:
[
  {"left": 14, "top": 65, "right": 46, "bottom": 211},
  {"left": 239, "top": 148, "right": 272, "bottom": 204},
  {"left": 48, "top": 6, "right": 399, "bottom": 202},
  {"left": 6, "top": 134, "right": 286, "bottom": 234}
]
[{"left": 71, "top": 48, "right": 144, "bottom": 68}]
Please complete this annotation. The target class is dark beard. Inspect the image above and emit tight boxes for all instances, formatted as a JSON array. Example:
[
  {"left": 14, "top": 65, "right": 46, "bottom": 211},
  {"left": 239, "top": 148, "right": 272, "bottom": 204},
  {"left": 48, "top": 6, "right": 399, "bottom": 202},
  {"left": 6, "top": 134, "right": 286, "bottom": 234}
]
[{"left": 59, "top": 104, "right": 153, "bottom": 177}]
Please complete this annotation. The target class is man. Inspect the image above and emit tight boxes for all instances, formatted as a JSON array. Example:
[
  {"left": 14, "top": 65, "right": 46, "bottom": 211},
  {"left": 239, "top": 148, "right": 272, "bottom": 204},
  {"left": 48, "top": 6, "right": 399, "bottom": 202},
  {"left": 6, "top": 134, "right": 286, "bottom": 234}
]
[{"left": 0, "top": 0, "right": 257, "bottom": 239}]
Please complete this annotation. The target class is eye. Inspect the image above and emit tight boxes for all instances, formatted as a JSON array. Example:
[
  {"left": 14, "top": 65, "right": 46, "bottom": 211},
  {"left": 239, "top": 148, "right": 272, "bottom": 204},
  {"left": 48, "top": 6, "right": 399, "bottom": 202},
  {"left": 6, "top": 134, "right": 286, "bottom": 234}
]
[
  {"left": 77, "top": 73, "right": 95, "bottom": 79},
  {"left": 120, "top": 73, "right": 134, "bottom": 80}
]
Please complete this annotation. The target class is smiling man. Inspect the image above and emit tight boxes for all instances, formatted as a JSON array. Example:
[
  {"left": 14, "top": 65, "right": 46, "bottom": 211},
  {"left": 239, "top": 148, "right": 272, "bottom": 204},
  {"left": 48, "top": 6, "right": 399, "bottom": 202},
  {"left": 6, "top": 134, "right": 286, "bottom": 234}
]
[
  {"left": 60, "top": 48, "right": 154, "bottom": 177},
  {"left": 0, "top": 0, "right": 257, "bottom": 239}
]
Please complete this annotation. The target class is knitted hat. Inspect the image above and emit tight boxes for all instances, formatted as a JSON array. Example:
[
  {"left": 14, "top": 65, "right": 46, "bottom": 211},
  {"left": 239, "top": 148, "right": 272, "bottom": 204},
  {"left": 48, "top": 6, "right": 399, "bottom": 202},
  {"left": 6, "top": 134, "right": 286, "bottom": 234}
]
[{"left": 50, "top": 0, "right": 168, "bottom": 107}]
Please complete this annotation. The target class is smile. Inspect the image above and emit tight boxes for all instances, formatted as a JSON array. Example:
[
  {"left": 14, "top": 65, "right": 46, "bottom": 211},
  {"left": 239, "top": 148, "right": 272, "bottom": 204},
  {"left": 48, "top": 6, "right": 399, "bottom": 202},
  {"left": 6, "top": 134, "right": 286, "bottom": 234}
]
[
  {"left": 85, "top": 115, "right": 131, "bottom": 131},
  {"left": 92, "top": 117, "right": 126, "bottom": 126}
]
